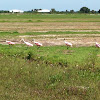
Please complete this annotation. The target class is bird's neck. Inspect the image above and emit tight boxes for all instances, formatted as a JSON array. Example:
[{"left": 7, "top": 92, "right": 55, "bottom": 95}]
[
  {"left": 22, "top": 39, "right": 25, "bottom": 43},
  {"left": 33, "top": 40, "right": 35, "bottom": 43}
]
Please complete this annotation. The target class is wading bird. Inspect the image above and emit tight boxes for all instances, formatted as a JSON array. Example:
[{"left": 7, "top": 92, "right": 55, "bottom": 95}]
[
  {"left": 21, "top": 38, "right": 33, "bottom": 46},
  {"left": 96, "top": 42, "right": 100, "bottom": 48},
  {"left": 32, "top": 39, "right": 42, "bottom": 47},
  {"left": 64, "top": 41, "right": 72, "bottom": 49},
  {"left": 6, "top": 40, "right": 15, "bottom": 45}
]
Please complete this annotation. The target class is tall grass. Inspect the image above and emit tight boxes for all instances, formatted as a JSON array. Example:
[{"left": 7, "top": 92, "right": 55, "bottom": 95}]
[
  {"left": 0, "top": 45, "right": 100, "bottom": 67},
  {"left": 0, "top": 45, "right": 100, "bottom": 99}
]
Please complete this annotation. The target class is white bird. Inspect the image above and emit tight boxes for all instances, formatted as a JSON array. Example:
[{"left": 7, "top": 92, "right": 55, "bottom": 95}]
[
  {"left": 96, "top": 42, "right": 100, "bottom": 48},
  {"left": 6, "top": 40, "right": 15, "bottom": 45},
  {"left": 21, "top": 39, "right": 33, "bottom": 46},
  {"left": 64, "top": 41, "right": 72, "bottom": 49},
  {"left": 32, "top": 39, "right": 42, "bottom": 47}
]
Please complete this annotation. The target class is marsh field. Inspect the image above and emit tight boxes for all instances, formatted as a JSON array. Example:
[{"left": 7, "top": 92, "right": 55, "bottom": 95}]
[{"left": 0, "top": 13, "right": 100, "bottom": 100}]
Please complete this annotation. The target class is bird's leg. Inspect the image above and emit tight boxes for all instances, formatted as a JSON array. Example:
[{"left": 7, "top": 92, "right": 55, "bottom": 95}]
[
  {"left": 67, "top": 46, "right": 69, "bottom": 49},
  {"left": 25, "top": 46, "right": 28, "bottom": 50},
  {"left": 37, "top": 46, "right": 40, "bottom": 49},
  {"left": 27, "top": 46, "right": 29, "bottom": 49},
  {"left": 9, "top": 44, "right": 11, "bottom": 48}
]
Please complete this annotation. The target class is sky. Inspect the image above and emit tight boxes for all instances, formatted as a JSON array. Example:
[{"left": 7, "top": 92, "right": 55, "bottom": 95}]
[{"left": 0, "top": 0, "right": 100, "bottom": 11}]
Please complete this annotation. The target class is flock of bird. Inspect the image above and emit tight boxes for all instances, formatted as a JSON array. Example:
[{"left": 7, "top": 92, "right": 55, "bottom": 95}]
[
  {"left": 6, "top": 39, "right": 43, "bottom": 47},
  {"left": 6, "top": 39, "right": 100, "bottom": 48}
]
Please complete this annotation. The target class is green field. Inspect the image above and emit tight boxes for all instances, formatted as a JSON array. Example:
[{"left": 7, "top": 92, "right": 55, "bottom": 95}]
[
  {"left": 0, "top": 45, "right": 100, "bottom": 100},
  {"left": 0, "top": 14, "right": 100, "bottom": 100},
  {"left": 0, "top": 13, "right": 100, "bottom": 33}
]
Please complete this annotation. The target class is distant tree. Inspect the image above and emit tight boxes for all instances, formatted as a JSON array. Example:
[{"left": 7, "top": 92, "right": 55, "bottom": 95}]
[
  {"left": 31, "top": 9, "right": 34, "bottom": 12},
  {"left": 0, "top": 10, "right": 9, "bottom": 13},
  {"left": 70, "top": 10, "right": 74, "bottom": 13},
  {"left": 59, "top": 11, "right": 66, "bottom": 14},
  {"left": 80, "top": 7, "right": 90, "bottom": 13},
  {"left": 50, "top": 8, "right": 56, "bottom": 13},
  {"left": 66, "top": 10, "right": 69, "bottom": 13},
  {"left": 91, "top": 10, "right": 96, "bottom": 14},
  {"left": 33, "top": 9, "right": 42, "bottom": 12},
  {"left": 98, "top": 9, "right": 100, "bottom": 13},
  {"left": 39, "top": 9, "right": 42, "bottom": 10},
  {"left": 34, "top": 9, "right": 38, "bottom": 12}
]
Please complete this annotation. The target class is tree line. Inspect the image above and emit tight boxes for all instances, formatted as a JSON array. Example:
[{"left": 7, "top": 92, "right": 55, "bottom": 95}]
[
  {"left": 50, "top": 7, "right": 100, "bottom": 14},
  {"left": 0, "top": 7, "right": 100, "bottom": 14}
]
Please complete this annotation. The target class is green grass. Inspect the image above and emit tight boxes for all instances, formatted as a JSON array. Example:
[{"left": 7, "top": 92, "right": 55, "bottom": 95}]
[
  {"left": 0, "top": 31, "right": 100, "bottom": 39},
  {"left": 0, "top": 45, "right": 100, "bottom": 67},
  {"left": 0, "top": 45, "right": 100, "bottom": 100},
  {"left": 24, "top": 31, "right": 100, "bottom": 35},
  {"left": 0, "top": 13, "right": 100, "bottom": 22},
  {"left": 0, "top": 13, "right": 100, "bottom": 34},
  {"left": 0, "top": 19, "right": 100, "bottom": 22},
  {"left": 0, "top": 13, "right": 100, "bottom": 19},
  {"left": 0, "top": 13, "right": 100, "bottom": 99}
]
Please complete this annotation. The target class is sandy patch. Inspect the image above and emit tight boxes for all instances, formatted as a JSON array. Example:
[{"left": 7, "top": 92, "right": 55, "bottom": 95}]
[
  {"left": 1, "top": 34, "right": 100, "bottom": 47},
  {"left": 18, "top": 34, "right": 100, "bottom": 46}
]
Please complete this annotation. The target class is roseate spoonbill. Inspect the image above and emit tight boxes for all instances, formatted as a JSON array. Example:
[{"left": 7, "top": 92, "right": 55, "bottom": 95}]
[
  {"left": 32, "top": 39, "right": 43, "bottom": 47},
  {"left": 6, "top": 40, "right": 15, "bottom": 45},
  {"left": 21, "top": 39, "right": 33, "bottom": 46},
  {"left": 96, "top": 42, "right": 100, "bottom": 48},
  {"left": 64, "top": 41, "right": 72, "bottom": 49}
]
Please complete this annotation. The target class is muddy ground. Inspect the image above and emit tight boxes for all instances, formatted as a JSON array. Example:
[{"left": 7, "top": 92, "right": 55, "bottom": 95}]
[
  {"left": 19, "top": 34, "right": 100, "bottom": 47},
  {"left": 0, "top": 21, "right": 100, "bottom": 46},
  {"left": 0, "top": 22, "right": 100, "bottom": 33},
  {"left": 1, "top": 34, "right": 100, "bottom": 47}
]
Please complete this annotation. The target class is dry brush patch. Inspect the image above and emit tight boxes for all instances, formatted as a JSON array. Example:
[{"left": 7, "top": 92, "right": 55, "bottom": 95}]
[
  {"left": 0, "top": 33, "right": 100, "bottom": 47},
  {"left": 0, "top": 22, "right": 100, "bottom": 33},
  {"left": 19, "top": 34, "right": 100, "bottom": 46}
]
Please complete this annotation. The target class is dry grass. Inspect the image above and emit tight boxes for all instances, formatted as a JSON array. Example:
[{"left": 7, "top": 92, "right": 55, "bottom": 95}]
[
  {"left": 19, "top": 34, "right": 100, "bottom": 46},
  {"left": 0, "top": 22, "right": 100, "bottom": 33},
  {"left": 0, "top": 33, "right": 100, "bottom": 46}
]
